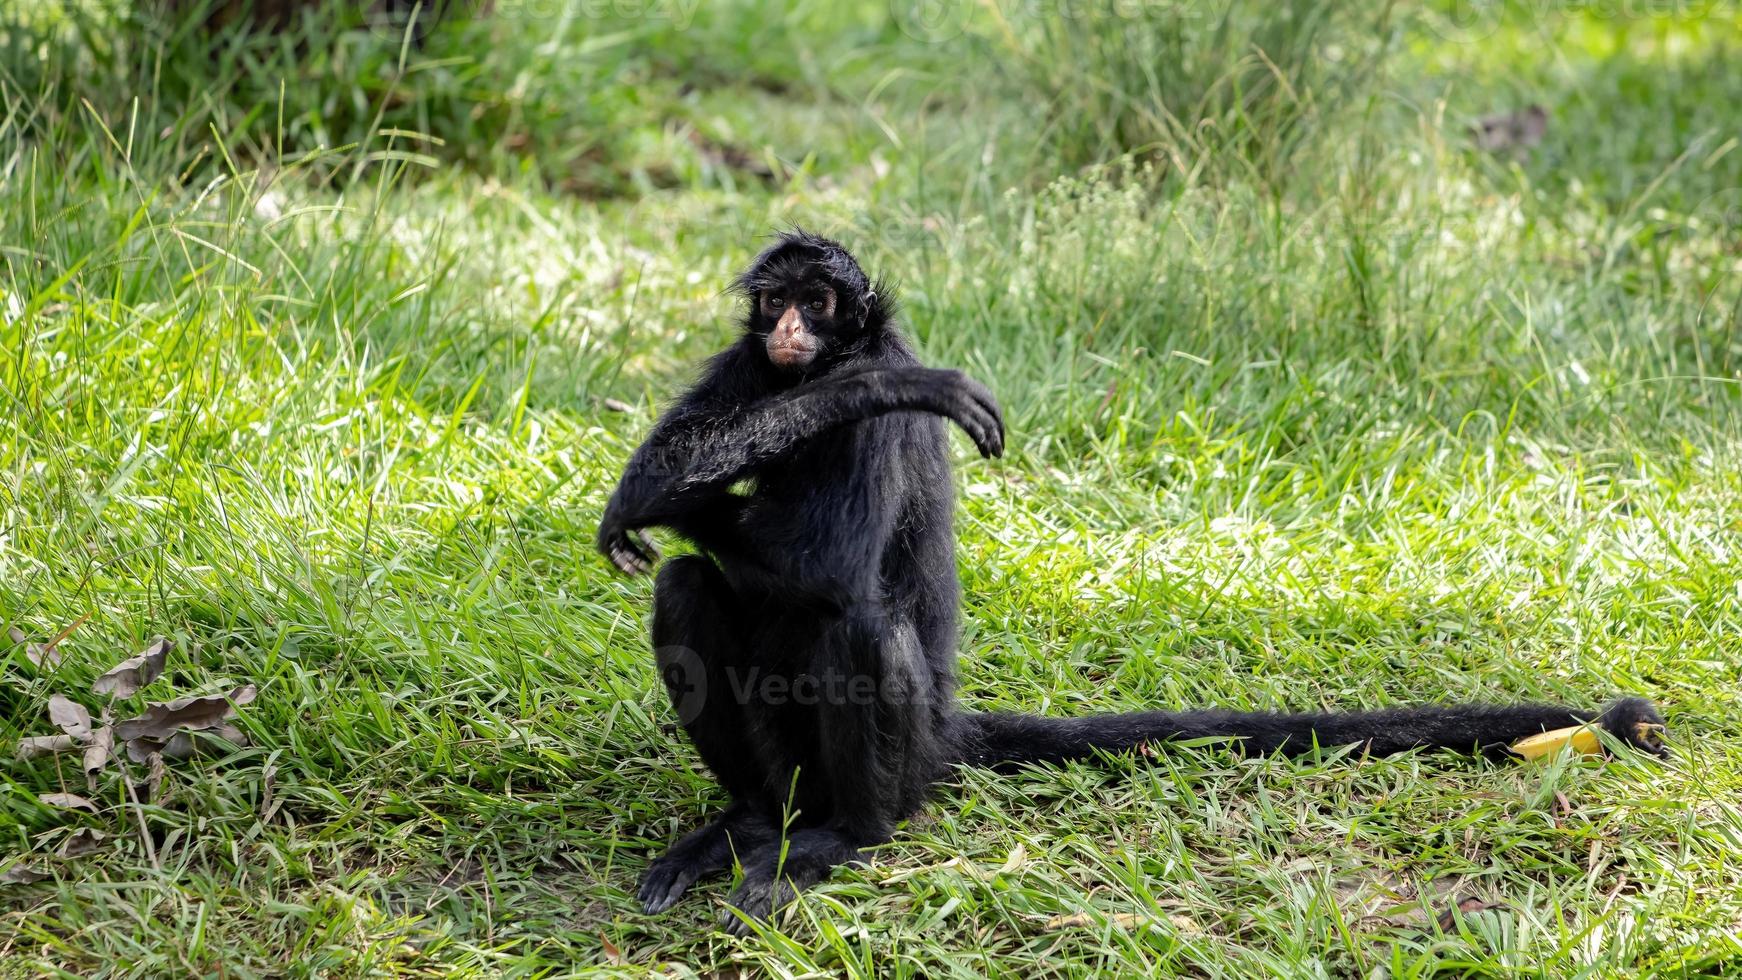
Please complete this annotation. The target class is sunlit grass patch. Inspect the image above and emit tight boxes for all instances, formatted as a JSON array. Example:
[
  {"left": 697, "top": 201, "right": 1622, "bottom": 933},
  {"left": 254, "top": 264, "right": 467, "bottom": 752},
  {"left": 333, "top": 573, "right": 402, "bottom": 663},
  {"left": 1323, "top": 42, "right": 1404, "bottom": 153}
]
[{"left": 2, "top": 1, "right": 1739, "bottom": 975}]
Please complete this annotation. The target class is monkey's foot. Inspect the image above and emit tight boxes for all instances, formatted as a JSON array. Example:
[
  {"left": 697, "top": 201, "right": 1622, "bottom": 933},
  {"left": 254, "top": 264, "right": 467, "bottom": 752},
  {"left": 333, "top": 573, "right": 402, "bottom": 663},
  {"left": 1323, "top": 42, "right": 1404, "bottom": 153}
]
[
  {"left": 718, "top": 830, "right": 865, "bottom": 937},
  {"left": 638, "top": 853, "right": 709, "bottom": 914},
  {"left": 640, "top": 807, "right": 777, "bottom": 914},
  {"left": 720, "top": 871, "right": 802, "bottom": 937}
]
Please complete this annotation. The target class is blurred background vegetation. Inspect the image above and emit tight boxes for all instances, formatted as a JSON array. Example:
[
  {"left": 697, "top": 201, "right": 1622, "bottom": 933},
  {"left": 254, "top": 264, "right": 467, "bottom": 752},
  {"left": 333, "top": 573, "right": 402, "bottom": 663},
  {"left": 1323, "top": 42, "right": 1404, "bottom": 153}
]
[{"left": 2, "top": 0, "right": 1739, "bottom": 975}]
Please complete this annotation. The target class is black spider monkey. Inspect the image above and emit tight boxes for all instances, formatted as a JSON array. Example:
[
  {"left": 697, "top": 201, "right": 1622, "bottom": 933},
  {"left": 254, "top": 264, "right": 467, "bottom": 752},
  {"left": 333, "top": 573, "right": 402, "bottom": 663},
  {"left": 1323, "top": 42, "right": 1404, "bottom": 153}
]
[{"left": 597, "top": 230, "right": 1665, "bottom": 932}]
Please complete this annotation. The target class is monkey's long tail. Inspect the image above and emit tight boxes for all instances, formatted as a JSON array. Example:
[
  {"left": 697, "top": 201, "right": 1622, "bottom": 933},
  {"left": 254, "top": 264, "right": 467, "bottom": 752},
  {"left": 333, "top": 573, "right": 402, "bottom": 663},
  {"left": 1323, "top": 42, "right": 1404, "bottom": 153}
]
[{"left": 953, "top": 697, "right": 1664, "bottom": 771}]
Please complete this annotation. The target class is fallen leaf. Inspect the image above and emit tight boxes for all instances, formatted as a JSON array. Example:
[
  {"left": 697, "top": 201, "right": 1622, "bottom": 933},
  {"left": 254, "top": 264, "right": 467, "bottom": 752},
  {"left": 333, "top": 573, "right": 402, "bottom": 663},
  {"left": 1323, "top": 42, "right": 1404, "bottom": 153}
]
[
  {"left": 126, "top": 736, "right": 161, "bottom": 765},
  {"left": 261, "top": 763, "right": 280, "bottom": 823},
  {"left": 84, "top": 726, "right": 114, "bottom": 778},
  {"left": 602, "top": 398, "right": 635, "bottom": 413},
  {"left": 126, "top": 722, "right": 249, "bottom": 764},
  {"left": 31, "top": 613, "right": 90, "bottom": 670},
  {"left": 143, "top": 751, "right": 167, "bottom": 802},
  {"left": 16, "top": 734, "right": 79, "bottom": 760},
  {"left": 883, "top": 843, "right": 1027, "bottom": 884},
  {"left": 92, "top": 637, "right": 171, "bottom": 698},
  {"left": 48, "top": 695, "right": 92, "bottom": 737},
  {"left": 990, "top": 843, "right": 1027, "bottom": 878},
  {"left": 8, "top": 625, "right": 59, "bottom": 670},
  {"left": 39, "top": 792, "right": 98, "bottom": 813},
  {"left": 115, "top": 685, "right": 256, "bottom": 741},
  {"left": 57, "top": 828, "right": 106, "bottom": 858},
  {"left": 1434, "top": 896, "right": 1502, "bottom": 932},
  {"left": 0, "top": 863, "right": 48, "bottom": 885},
  {"left": 1044, "top": 911, "right": 1159, "bottom": 931},
  {"left": 600, "top": 932, "right": 626, "bottom": 966}
]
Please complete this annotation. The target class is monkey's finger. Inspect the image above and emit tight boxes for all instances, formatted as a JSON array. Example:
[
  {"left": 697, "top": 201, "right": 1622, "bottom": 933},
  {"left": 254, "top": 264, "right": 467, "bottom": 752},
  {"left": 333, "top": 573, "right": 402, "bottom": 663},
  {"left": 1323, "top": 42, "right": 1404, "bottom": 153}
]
[
  {"left": 721, "top": 911, "right": 756, "bottom": 938},
  {"left": 943, "top": 373, "right": 1004, "bottom": 452},
  {"left": 961, "top": 393, "right": 1003, "bottom": 457},
  {"left": 966, "top": 404, "right": 1001, "bottom": 458},
  {"left": 608, "top": 549, "right": 641, "bottom": 576},
  {"left": 949, "top": 398, "right": 1000, "bottom": 458},
  {"left": 609, "top": 536, "right": 655, "bottom": 576},
  {"left": 639, "top": 864, "right": 695, "bottom": 913},
  {"left": 957, "top": 372, "right": 998, "bottom": 411},
  {"left": 635, "top": 529, "right": 662, "bottom": 562},
  {"left": 962, "top": 376, "right": 1006, "bottom": 434}
]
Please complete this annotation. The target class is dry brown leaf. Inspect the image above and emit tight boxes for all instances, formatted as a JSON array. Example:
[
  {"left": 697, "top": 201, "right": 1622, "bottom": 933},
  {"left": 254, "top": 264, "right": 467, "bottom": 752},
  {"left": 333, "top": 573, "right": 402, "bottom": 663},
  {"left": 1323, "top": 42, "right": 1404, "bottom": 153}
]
[
  {"left": 8, "top": 625, "right": 60, "bottom": 670},
  {"left": 1044, "top": 911, "right": 1158, "bottom": 931},
  {"left": 84, "top": 726, "right": 114, "bottom": 778},
  {"left": 17, "top": 734, "right": 79, "bottom": 760},
  {"left": 126, "top": 722, "right": 248, "bottom": 764},
  {"left": 48, "top": 695, "right": 92, "bottom": 737},
  {"left": 92, "top": 637, "right": 171, "bottom": 698},
  {"left": 600, "top": 932, "right": 626, "bottom": 966},
  {"left": 57, "top": 828, "right": 106, "bottom": 858},
  {"left": 126, "top": 735, "right": 162, "bottom": 765},
  {"left": 0, "top": 863, "right": 49, "bottom": 885},
  {"left": 261, "top": 763, "right": 280, "bottom": 823},
  {"left": 1434, "top": 896, "right": 1502, "bottom": 932},
  {"left": 39, "top": 792, "right": 98, "bottom": 813},
  {"left": 207, "top": 722, "right": 248, "bottom": 748},
  {"left": 115, "top": 685, "right": 255, "bottom": 742},
  {"left": 143, "top": 751, "right": 167, "bottom": 802},
  {"left": 31, "top": 614, "right": 90, "bottom": 670},
  {"left": 883, "top": 844, "right": 1028, "bottom": 885}
]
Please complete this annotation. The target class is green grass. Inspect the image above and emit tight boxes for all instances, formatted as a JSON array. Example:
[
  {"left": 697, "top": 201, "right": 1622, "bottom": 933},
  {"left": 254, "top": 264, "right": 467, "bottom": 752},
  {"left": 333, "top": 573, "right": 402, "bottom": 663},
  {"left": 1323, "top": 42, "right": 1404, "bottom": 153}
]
[{"left": 2, "top": 1, "right": 1741, "bottom": 975}]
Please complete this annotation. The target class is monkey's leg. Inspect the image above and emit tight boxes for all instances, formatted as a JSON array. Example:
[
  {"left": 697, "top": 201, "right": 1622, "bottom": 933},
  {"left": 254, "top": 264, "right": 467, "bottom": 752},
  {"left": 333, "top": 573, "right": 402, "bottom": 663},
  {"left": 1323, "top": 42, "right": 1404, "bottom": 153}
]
[
  {"left": 641, "top": 556, "right": 776, "bottom": 914},
  {"left": 723, "top": 605, "right": 933, "bottom": 934}
]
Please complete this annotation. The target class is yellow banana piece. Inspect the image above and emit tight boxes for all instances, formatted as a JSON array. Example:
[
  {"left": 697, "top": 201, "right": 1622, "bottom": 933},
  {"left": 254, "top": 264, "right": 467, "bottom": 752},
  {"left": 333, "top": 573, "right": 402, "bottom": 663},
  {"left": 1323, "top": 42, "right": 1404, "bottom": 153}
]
[{"left": 1510, "top": 724, "right": 1604, "bottom": 760}]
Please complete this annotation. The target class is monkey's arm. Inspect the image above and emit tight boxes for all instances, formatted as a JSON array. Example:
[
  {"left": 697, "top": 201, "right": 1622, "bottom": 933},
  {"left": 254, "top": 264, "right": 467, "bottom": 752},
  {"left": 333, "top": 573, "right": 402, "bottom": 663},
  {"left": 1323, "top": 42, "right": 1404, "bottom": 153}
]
[
  {"left": 676, "top": 424, "right": 907, "bottom": 610},
  {"left": 598, "top": 364, "right": 1001, "bottom": 573},
  {"left": 671, "top": 366, "right": 1003, "bottom": 485}
]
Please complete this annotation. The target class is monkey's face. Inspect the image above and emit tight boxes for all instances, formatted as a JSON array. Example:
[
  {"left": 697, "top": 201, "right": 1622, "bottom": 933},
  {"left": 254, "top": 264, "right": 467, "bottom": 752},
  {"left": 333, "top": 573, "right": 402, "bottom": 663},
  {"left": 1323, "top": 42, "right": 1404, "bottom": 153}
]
[
  {"left": 756, "top": 274, "right": 840, "bottom": 371},
  {"left": 736, "top": 232, "right": 879, "bottom": 373}
]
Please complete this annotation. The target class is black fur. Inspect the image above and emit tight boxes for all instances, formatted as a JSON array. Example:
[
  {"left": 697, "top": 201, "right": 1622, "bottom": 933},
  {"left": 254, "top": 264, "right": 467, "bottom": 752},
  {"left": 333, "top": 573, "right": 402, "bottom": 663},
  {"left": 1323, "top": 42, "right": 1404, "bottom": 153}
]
[{"left": 598, "top": 230, "right": 1665, "bottom": 933}]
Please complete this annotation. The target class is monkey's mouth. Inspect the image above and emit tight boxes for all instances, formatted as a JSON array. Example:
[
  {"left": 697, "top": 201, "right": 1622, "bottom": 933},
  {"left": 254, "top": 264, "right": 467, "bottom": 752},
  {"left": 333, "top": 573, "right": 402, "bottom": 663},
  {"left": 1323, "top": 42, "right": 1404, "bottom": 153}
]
[{"left": 766, "top": 337, "right": 818, "bottom": 369}]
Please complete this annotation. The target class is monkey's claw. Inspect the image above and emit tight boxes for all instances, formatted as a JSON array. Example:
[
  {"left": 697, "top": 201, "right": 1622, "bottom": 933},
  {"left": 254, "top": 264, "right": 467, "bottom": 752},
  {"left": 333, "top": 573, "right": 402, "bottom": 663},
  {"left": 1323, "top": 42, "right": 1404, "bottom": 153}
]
[
  {"left": 720, "top": 874, "right": 789, "bottom": 937},
  {"left": 637, "top": 857, "right": 699, "bottom": 914},
  {"left": 934, "top": 369, "right": 1005, "bottom": 458}
]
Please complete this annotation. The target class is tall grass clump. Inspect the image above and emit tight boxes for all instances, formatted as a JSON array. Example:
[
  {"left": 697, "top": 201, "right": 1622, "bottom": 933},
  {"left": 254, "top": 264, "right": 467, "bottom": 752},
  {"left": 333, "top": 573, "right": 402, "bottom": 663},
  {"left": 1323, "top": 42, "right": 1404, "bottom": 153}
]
[
  {"left": 994, "top": 0, "right": 1398, "bottom": 184},
  {"left": 0, "top": 0, "right": 768, "bottom": 195}
]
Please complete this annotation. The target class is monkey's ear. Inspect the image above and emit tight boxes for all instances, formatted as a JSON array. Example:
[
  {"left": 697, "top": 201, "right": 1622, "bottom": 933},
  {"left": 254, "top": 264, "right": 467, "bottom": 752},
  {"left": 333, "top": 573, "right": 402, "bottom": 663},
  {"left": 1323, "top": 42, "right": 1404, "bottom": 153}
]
[{"left": 858, "top": 290, "right": 878, "bottom": 322}]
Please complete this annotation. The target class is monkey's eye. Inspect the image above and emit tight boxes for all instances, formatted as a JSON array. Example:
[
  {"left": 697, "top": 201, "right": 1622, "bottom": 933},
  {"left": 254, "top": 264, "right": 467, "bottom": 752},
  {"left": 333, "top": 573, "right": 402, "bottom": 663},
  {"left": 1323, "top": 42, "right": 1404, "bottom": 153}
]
[
  {"left": 767, "top": 296, "right": 784, "bottom": 309},
  {"left": 808, "top": 298, "right": 825, "bottom": 313}
]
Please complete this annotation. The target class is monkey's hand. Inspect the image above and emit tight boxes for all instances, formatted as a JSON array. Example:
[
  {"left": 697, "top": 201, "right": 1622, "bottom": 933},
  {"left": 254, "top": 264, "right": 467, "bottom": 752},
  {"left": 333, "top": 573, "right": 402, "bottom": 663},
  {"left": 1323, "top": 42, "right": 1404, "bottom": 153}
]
[
  {"left": 597, "top": 518, "right": 661, "bottom": 576},
  {"left": 840, "top": 367, "right": 1005, "bottom": 458}
]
